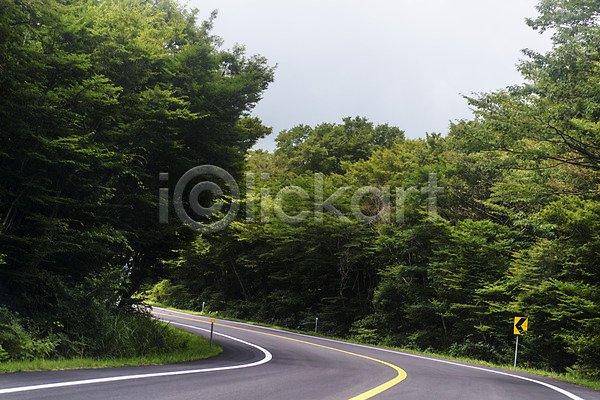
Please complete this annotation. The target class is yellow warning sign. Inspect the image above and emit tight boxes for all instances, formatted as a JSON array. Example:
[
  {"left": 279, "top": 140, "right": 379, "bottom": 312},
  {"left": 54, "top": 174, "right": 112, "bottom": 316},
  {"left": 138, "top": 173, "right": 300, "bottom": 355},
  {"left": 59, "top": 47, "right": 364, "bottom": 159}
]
[{"left": 514, "top": 317, "right": 528, "bottom": 335}]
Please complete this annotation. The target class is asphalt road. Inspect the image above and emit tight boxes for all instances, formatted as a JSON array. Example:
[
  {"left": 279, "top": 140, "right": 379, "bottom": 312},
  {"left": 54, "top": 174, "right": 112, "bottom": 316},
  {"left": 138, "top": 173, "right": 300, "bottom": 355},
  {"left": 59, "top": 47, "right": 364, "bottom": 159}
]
[{"left": 0, "top": 307, "right": 599, "bottom": 400}]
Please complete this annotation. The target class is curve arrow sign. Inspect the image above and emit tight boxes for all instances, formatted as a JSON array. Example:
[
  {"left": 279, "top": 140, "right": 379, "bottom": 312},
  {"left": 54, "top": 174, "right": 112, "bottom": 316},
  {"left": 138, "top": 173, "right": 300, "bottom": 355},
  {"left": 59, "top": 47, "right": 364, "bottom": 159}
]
[{"left": 514, "top": 317, "right": 528, "bottom": 335}]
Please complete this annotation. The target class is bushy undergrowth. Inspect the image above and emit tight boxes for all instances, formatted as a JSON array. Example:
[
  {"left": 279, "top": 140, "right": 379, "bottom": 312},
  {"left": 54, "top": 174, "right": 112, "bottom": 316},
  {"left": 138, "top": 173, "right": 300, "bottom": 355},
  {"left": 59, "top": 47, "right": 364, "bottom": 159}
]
[
  {"left": 145, "top": 279, "right": 206, "bottom": 311},
  {"left": 0, "top": 307, "right": 59, "bottom": 361},
  {"left": 0, "top": 305, "right": 199, "bottom": 362}
]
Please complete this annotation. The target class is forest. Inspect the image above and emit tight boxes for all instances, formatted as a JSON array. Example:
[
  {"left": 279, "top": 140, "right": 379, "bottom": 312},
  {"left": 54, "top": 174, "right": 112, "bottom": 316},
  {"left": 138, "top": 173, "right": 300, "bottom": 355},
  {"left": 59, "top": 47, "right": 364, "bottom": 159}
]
[{"left": 1, "top": 0, "right": 600, "bottom": 380}]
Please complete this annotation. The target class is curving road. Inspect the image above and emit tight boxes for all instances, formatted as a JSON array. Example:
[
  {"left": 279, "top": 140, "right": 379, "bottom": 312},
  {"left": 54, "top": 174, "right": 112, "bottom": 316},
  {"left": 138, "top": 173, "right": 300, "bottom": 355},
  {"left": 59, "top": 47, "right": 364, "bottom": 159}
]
[{"left": 0, "top": 307, "right": 599, "bottom": 400}]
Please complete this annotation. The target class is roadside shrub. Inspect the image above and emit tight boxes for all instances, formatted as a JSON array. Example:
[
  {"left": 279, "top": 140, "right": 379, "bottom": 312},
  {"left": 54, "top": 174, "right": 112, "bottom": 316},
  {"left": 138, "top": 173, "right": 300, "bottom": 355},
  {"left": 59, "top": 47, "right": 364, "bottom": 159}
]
[
  {"left": 0, "top": 345, "right": 8, "bottom": 361},
  {"left": 349, "top": 315, "right": 386, "bottom": 344},
  {"left": 145, "top": 280, "right": 191, "bottom": 308},
  {"left": 96, "top": 310, "right": 189, "bottom": 358},
  {"left": 447, "top": 340, "right": 504, "bottom": 364},
  {"left": 0, "top": 307, "right": 59, "bottom": 360}
]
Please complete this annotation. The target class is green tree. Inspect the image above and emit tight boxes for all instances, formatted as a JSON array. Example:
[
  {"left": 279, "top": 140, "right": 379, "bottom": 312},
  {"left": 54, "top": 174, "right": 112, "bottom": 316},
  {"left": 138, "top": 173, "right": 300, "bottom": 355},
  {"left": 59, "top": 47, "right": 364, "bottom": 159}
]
[
  {"left": 275, "top": 117, "right": 404, "bottom": 174},
  {"left": 0, "top": 0, "right": 273, "bottom": 355},
  {"left": 465, "top": 0, "right": 600, "bottom": 170}
]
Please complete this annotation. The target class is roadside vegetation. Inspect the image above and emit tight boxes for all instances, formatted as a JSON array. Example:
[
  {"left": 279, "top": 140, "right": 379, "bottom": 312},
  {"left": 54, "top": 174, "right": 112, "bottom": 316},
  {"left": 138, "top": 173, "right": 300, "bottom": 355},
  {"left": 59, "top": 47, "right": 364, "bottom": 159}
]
[
  {"left": 1, "top": 0, "right": 599, "bottom": 387},
  {"left": 0, "top": 306, "right": 221, "bottom": 372},
  {"left": 0, "top": 0, "right": 270, "bottom": 369}
]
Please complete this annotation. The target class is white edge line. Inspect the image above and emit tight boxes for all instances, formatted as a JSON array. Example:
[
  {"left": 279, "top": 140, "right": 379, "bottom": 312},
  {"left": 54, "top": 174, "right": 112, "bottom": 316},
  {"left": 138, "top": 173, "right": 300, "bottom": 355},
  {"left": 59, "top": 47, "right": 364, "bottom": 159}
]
[
  {"left": 155, "top": 307, "right": 586, "bottom": 400},
  {"left": 0, "top": 321, "right": 272, "bottom": 395}
]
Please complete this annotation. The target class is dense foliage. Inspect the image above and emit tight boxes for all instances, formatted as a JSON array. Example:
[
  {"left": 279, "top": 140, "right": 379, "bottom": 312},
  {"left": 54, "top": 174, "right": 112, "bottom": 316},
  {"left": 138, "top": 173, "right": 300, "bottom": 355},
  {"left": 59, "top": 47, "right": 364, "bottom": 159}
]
[
  {"left": 0, "top": 0, "right": 273, "bottom": 359},
  {"left": 151, "top": 0, "right": 600, "bottom": 379},
  {"left": 1, "top": 0, "right": 599, "bottom": 380}
]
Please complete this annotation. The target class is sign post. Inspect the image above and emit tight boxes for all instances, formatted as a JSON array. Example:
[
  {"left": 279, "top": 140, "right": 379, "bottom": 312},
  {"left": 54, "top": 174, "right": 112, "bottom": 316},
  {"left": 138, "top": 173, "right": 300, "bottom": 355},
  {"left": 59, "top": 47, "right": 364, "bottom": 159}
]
[
  {"left": 202, "top": 301, "right": 205, "bottom": 314},
  {"left": 514, "top": 335, "right": 519, "bottom": 368},
  {"left": 513, "top": 316, "right": 528, "bottom": 367},
  {"left": 315, "top": 317, "right": 318, "bottom": 334},
  {"left": 210, "top": 318, "right": 215, "bottom": 347}
]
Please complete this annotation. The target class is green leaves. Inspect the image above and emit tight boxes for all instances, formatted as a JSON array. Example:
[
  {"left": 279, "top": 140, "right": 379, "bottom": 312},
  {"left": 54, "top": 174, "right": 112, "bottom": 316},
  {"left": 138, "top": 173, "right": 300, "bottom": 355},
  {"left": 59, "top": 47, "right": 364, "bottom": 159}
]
[
  {"left": 528, "top": 0, "right": 600, "bottom": 34},
  {"left": 3, "top": 0, "right": 600, "bottom": 378},
  {"left": 159, "top": 0, "right": 600, "bottom": 377},
  {"left": 0, "top": 0, "right": 274, "bottom": 357},
  {"left": 467, "top": 0, "right": 600, "bottom": 172},
  {"left": 274, "top": 117, "right": 405, "bottom": 174}
]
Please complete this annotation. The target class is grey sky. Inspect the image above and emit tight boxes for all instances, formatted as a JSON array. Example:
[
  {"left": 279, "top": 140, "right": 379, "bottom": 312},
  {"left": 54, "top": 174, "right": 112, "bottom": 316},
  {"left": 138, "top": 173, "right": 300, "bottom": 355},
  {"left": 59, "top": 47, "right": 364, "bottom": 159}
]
[{"left": 189, "top": 0, "right": 553, "bottom": 151}]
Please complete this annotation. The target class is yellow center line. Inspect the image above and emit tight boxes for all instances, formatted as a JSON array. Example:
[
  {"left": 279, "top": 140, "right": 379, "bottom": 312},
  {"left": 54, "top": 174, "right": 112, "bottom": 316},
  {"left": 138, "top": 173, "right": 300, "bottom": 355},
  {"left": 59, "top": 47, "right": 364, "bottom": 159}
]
[{"left": 154, "top": 310, "right": 407, "bottom": 400}]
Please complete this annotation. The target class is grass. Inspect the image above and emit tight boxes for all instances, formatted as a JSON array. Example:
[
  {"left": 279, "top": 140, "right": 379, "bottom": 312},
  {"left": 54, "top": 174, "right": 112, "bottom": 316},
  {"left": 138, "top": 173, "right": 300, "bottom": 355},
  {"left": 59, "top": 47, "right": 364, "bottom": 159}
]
[
  {"left": 150, "top": 303, "right": 600, "bottom": 392},
  {"left": 0, "top": 322, "right": 222, "bottom": 373}
]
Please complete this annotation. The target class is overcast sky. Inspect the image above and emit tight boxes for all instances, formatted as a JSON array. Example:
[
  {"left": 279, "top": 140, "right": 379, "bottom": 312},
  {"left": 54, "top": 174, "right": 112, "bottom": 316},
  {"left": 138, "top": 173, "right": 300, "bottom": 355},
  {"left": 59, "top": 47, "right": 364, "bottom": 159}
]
[{"left": 189, "top": 0, "right": 553, "bottom": 151}]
